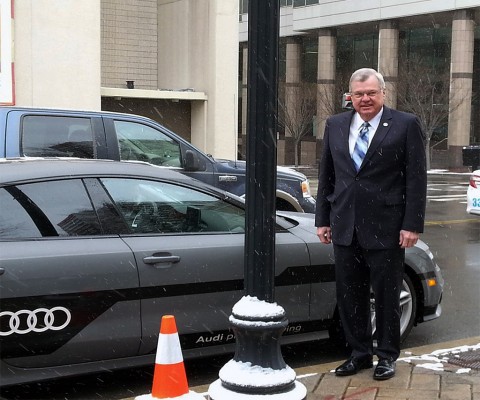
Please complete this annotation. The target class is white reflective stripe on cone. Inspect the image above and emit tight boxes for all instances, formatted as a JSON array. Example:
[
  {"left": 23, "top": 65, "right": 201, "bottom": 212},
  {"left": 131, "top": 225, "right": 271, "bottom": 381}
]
[{"left": 155, "top": 331, "right": 184, "bottom": 365}]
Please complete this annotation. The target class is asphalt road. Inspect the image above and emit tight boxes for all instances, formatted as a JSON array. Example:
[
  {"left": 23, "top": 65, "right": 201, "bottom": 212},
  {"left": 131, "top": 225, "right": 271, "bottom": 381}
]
[
  {"left": 402, "top": 173, "right": 480, "bottom": 347},
  {"left": 1, "top": 172, "right": 478, "bottom": 400}
]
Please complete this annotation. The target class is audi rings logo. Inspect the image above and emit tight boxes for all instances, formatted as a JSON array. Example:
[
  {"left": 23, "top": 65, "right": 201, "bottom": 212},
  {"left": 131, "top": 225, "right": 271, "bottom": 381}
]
[{"left": 0, "top": 307, "right": 71, "bottom": 336}]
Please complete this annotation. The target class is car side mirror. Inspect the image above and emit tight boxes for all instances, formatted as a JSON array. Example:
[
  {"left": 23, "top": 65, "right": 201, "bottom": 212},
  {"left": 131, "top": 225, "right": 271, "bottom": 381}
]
[{"left": 184, "top": 149, "right": 206, "bottom": 171}]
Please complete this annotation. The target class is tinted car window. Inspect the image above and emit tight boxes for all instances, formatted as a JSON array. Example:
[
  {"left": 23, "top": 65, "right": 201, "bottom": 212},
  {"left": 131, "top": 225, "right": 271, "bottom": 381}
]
[
  {"left": 0, "top": 180, "right": 101, "bottom": 238},
  {"left": 22, "top": 116, "right": 95, "bottom": 158},
  {"left": 101, "top": 178, "right": 245, "bottom": 234},
  {"left": 115, "top": 120, "right": 182, "bottom": 167},
  {"left": 0, "top": 188, "right": 43, "bottom": 238}
]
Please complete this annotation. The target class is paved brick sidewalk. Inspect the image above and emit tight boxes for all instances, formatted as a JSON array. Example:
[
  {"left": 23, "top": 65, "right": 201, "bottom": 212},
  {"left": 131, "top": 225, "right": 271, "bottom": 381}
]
[
  {"left": 297, "top": 356, "right": 480, "bottom": 400},
  {"left": 184, "top": 337, "right": 480, "bottom": 400}
]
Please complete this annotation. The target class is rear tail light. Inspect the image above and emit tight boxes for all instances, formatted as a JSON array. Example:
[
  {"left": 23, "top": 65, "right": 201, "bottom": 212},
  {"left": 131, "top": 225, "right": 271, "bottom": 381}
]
[{"left": 470, "top": 173, "right": 480, "bottom": 189}]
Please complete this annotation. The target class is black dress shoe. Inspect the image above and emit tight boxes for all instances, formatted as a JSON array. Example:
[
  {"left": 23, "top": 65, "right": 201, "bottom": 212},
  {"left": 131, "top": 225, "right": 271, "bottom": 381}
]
[
  {"left": 335, "top": 356, "right": 373, "bottom": 376},
  {"left": 373, "top": 359, "right": 396, "bottom": 380}
]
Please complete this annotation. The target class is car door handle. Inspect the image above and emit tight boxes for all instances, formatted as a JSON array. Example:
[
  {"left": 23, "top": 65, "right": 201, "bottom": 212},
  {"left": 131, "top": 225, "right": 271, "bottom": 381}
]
[
  {"left": 143, "top": 254, "right": 181, "bottom": 268},
  {"left": 0, "top": 268, "right": 4, "bottom": 276},
  {"left": 218, "top": 175, "right": 238, "bottom": 182}
]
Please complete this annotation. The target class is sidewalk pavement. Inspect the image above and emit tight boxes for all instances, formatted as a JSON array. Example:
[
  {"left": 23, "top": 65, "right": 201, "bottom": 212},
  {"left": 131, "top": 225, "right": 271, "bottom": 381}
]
[{"left": 186, "top": 337, "right": 480, "bottom": 400}]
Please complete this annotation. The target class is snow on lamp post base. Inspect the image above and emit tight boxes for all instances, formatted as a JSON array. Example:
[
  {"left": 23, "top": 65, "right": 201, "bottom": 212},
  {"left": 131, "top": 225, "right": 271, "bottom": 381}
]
[{"left": 208, "top": 296, "right": 307, "bottom": 399}]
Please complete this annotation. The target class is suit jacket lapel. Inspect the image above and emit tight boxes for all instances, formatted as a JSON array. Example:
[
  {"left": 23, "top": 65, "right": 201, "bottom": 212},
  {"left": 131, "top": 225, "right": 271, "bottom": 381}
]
[
  {"left": 362, "top": 107, "right": 393, "bottom": 166},
  {"left": 340, "top": 111, "right": 355, "bottom": 170}
]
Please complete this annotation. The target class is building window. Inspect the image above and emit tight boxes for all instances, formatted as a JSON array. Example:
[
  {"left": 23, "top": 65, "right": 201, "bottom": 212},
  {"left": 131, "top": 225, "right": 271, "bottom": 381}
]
[
  {"left": 398, "top": 26, "right": 451, "bottom": 143},
  {"left": 241, "top": 0, "right": 295, "bottom": 12},
  {"left": 401, "top": 27, "right": 450, "bottom": 73},
  {"left": 302, "top": 37, "right": 318, "bottom": 83},
  {"left": 293, "top": 0, "right": 318, "bottom": 6},
  {"left": 239, "top": 0, "right": 248, "bottom": 14},
  {"left": 279, "top": 42, "right": 287, "bottom": 82},
  {"left": 472, "top": 25, "right": 480, "bottom": 143},
  {"left": 352, "top": 34, "right": 378, "bottom": 70},
  {"left": 336, "top": 33, "right": 378, "bottom": 80}
]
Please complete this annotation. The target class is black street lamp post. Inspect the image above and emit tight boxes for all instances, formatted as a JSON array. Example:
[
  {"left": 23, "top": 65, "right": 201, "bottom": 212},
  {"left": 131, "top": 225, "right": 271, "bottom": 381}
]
[{"left": 208, "top": 1, "right": 306, "bottom": 398}]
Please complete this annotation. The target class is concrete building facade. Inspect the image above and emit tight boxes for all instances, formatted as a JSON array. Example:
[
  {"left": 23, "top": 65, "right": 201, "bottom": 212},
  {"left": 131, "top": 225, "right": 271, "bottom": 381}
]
[
  {"left": 239, "top": 1, "right": 480, "bottom": 169},
  {"left": 9, "top": 0, "right": 239, "bottom": 160},
  {"left": 13, "top": 1, "right": 102, "bottom": 110},
  {"left": 7, "top": 1, "right": 480, "bottom": 169}
]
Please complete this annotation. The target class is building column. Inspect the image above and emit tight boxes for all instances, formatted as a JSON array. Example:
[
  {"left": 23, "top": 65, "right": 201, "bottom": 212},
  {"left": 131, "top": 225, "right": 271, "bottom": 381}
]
[
  {"left": 241, "top": 44, "right": 248, "bottom": 159},
  {"left": 448, "top": 9, "right": 475, "bottom": 170},
  {"left": 316, "top": 28, "right": 336, "bottom": 163},
  {"left": 378, "top": 20, "right": 399, "bottom": 108},
  {"left": 283, "top": 37, "right": 302, "bottom": 166}
]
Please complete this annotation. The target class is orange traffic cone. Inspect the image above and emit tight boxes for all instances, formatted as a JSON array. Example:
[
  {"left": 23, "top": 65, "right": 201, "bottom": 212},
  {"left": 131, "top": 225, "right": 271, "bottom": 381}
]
[{"left": 136, "top": 315, "right": 204, "bottom": 400}]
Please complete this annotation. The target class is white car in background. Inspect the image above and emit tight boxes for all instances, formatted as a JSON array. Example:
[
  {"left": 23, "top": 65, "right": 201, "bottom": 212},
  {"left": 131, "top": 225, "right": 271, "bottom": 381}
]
[{"left": 466, "top": 170, "right": 480, "bottom": 215}]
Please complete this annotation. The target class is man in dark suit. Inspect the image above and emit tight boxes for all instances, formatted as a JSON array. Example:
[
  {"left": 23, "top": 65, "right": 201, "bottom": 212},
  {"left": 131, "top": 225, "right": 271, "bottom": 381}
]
[{"left": 315, "top": 68, "right": 427, "bottom": 380}]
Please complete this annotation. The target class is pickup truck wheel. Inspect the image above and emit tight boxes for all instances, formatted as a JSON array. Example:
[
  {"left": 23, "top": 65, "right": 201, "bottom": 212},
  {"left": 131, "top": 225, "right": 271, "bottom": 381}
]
[{"left": 276, "top": 197, "right": 297, "bottom": 212}]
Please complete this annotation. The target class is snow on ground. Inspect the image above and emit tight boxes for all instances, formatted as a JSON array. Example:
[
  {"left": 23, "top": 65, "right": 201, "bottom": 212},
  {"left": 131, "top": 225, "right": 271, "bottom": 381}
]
[{"left": 399, "top": 342, "right": 480, "bottom": 373}]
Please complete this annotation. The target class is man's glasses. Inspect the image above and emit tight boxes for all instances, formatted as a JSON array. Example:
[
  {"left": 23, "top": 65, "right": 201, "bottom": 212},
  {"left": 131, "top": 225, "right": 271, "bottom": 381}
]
[{"left": 351, "top": 90, "right": 382, "bottom": 99}]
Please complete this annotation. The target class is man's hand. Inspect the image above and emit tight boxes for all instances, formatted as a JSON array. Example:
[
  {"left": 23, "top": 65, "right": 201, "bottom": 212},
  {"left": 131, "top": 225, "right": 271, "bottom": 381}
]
[
  {"left": 316, "top": 226, "right": 332, "bottom": 244},
  {"left": 399, "top": 230, "right": 419, "bottom": 248}
]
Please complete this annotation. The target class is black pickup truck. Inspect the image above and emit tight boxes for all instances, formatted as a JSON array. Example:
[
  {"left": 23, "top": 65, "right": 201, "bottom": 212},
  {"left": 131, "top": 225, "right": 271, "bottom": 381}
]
[{"left": 0, "top": 107, "right": 315, "bottom": 212}]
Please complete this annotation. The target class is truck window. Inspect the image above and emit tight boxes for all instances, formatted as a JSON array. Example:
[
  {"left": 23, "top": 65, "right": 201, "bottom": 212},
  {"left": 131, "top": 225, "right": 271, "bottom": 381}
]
[
  {"left": 22, "top": 116, "right": 95, "bottom": 158},
  {"left": 114, "top": 120, "right": 182, "bottom": 168}
]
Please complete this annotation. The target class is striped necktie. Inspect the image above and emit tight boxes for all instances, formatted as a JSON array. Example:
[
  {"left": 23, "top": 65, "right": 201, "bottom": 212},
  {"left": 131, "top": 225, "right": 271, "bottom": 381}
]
[{"left": 352, "top": 122, "right": 370, "bottom": 171}]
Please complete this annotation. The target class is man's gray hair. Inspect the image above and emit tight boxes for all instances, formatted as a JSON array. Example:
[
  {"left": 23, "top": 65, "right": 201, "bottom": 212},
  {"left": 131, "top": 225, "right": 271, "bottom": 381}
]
[{"left": 349, "top": 68, "right": 385, "bottom": 91}]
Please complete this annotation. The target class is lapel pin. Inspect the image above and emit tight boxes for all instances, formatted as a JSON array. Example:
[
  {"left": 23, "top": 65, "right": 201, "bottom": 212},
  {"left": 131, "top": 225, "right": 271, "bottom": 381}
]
[{"left": 383, "top": 122, "right": 388, "bottom": 127}]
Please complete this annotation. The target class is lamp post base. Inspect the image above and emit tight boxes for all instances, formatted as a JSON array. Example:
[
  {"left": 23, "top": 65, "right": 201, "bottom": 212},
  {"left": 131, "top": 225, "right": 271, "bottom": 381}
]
[
  {"left": 207, "top": 296, "right": 307, "bottom": 400},
  {"left": 208, "top": 379, "right": 307, "bottom": 400}
]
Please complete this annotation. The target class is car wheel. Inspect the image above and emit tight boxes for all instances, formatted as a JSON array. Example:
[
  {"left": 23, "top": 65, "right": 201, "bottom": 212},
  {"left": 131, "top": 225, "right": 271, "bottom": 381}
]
[{"left": 370, "top": 273, "right": 417, "bottom": 343}]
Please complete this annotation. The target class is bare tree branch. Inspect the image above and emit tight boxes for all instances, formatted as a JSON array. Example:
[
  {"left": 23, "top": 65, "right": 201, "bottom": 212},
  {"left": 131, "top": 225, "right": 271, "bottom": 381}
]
[
  {"left": 278, "top": 82, "right": 316, "bottom": 166},
  {"left": 397, "top": 55, "right": 464, "bottom": 169}
]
